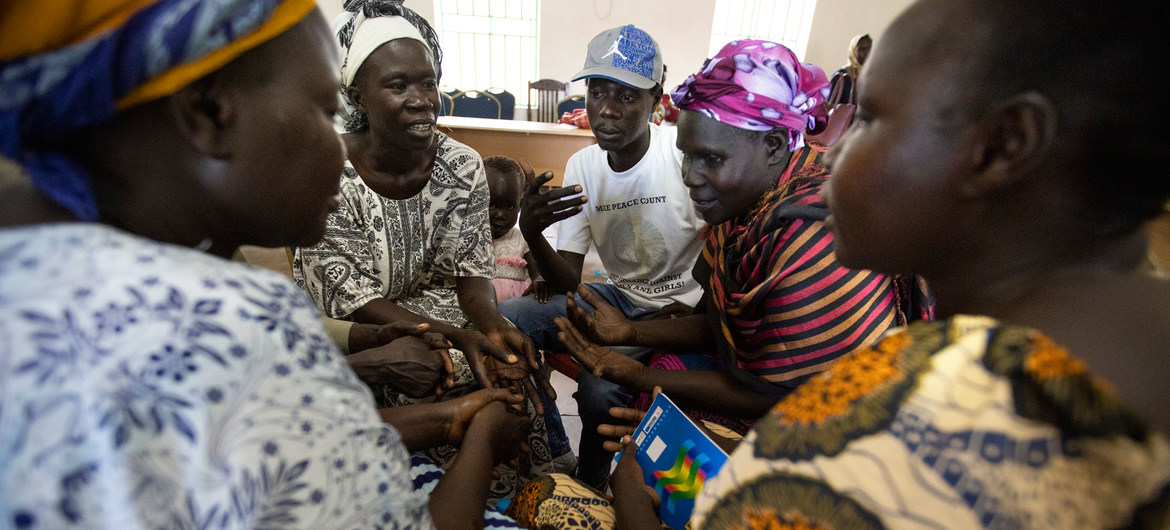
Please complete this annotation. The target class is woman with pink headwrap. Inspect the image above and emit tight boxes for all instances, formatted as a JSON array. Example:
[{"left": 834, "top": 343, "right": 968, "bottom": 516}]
[{"left": 506, "top": 40, "right": 930, "bottom": 529}]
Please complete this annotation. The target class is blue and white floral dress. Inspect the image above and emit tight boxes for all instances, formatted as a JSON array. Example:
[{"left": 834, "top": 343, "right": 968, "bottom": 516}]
[{"left": 0, "top": 224, "right": 458, "bottom": 528}]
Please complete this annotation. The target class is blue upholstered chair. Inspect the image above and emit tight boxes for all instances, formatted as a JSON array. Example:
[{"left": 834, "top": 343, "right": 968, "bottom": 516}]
[
  {"left": 451, "top": 90, "right": 502, "bottom": 119},
  {"left": 556, "top": 94, "right": 586, "bottom": 118},
  {"left": 486, "top": 87, "right": 516, "bottom": 120}
]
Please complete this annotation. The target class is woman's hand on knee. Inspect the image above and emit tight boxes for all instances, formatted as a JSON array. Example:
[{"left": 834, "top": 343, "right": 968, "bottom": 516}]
[{"left": 346, "top": 334, "right": 453, "bottom": 397}]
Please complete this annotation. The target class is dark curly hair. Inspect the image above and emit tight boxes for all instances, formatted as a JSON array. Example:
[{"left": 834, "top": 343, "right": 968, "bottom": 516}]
[
  {"left": 336, "top": 0, "right": 442, "bottom": 132},
  {"left": 483, "top": 156, "right": 524, "bottom": 192}
]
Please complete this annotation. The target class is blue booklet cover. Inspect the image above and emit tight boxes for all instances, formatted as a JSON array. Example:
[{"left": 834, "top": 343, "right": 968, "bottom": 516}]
[{"left": 614, "top": 392, "right": 729, "bottom": 529}]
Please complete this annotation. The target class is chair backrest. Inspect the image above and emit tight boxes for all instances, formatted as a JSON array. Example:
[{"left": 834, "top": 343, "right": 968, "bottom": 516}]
[
  {"left": 528, "top": 79, "right": 569, "bottom": 123},
  {"left": 451, "top": 90, "right": 502, "bottom": 119},
  {"left": 485, "top": 87, "right": 516, "bottom": 120},
  {"left": 439, "top": 91, "right": 455, "bottom": 116},
  {"left": 556, "top": 94, "right": 586, "bottom": 118}
]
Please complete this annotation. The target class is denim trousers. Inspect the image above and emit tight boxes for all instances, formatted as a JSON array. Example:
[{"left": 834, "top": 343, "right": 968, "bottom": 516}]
[{"left": 499, "top": 283, "right": 657, "bottom": 487}]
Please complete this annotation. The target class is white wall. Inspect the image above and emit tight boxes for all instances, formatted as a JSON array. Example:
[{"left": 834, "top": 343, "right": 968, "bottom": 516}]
[
  {"left": 315, "top": 0, "right": 915, "bottom": 99},
  {"left": 538, "top": 0, "right": 918, "bottom": 90},
  {"left": 803, "top": 0, "right": 915, "bottom": 73},
  {"left": 538, "top": 0, "right": 718, "bottom": 95}
]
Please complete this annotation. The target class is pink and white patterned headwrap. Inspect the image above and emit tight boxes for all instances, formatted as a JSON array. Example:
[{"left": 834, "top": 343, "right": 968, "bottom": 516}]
[{"left": 672, "top": 39, "right": 830, "bottom": 150}]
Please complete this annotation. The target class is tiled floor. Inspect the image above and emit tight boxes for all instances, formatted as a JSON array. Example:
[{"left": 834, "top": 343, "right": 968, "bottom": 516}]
[{"left": 549, "top": 369, "right": 582, "bottom": 453}]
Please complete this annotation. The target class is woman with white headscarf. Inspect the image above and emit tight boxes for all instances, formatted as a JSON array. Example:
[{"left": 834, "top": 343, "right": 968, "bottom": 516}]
[{"left": 293, "top": 0, "right": 556, "bottom": 504}]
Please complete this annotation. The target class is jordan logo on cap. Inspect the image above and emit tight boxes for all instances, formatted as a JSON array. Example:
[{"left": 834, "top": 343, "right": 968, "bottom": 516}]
[{"left": 602, "top": 34, "right": 628, "bottom": 61}]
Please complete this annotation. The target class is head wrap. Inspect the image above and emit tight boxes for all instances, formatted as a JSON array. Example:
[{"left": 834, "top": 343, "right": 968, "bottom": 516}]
[
  {"left": 0, "top": 0, "right": 317, "bottom": 221},
  {"left": 842, "top": 33, "right": 871, "bottom": 79},
  {"left": 672, "top": 39, "right": 830, "bottom": 151},
  {"left": 334, "top": 0, "right": 442, "bottom": 132},
  {"left": 340, "top": 15, "right": 428, "bottom": 88}
]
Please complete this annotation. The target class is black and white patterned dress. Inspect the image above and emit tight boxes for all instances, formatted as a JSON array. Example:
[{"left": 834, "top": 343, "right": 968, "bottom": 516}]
[
  {"left": 292, "top": 133, "right": 553, "bottom": 504},
  {"left": 293, "top": 132, "right": 494, "bottom": 328}
]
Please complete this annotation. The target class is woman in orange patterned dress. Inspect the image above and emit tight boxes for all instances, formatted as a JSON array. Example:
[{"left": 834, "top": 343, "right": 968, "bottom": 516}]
[{"left": 684, "top": 0, "right": 1170, "bottom": 528}]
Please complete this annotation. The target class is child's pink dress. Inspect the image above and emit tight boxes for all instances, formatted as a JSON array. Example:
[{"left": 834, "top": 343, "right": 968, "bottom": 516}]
[{"left": 492, "top": 227, "right": 530, "bottom": 302}]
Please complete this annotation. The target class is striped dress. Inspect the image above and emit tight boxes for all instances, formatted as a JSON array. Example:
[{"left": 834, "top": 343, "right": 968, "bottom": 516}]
[
  {"left": 639, "top": 149, "right": 913, "bottom": 433},
  {"left": 703, "top": 170, "right": 897, "bottom": 389}
]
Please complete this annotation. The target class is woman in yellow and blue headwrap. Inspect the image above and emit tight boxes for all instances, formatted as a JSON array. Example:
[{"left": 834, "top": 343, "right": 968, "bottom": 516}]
[
  {"left": 0, "top": 0, "right": 320, "bottom": 223},
  {"left": 0, "top": 1, "right": 527, "bottom": 528}
]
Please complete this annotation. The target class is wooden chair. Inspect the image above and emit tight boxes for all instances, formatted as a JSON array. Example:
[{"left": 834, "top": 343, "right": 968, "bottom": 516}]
[
  {"left": 451, "top": 90, "right": 502, "bottom": 119},
  {"left": 556, "top": 94, "right": 586, "bottom": 118},
  {"left": 528, "top": 79, "right": 569, "bottom": 123},
  {"left": 486, "top": 87, "right": 516, "bottom": 120}
]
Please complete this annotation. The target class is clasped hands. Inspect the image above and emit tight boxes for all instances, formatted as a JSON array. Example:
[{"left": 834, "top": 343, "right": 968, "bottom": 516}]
[
  {"left": 462, "top": 325, "right": 556, "bottom": 416},
  {"left": 347, "top": 321, "right": 455, "bottom": 398},
  {"left": 443, "top": 388, "right": 531, "bottom": 468},
  {"left": 347, "top": 320, "right": 553, "bottom": 417}
]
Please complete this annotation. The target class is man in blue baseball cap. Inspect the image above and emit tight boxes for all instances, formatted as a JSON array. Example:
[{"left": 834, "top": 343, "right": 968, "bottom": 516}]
[{"left": 501, "top": 25, "right": 705, "bottom": 488}]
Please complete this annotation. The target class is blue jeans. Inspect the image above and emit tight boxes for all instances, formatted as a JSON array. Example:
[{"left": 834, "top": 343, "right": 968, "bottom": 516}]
[{"left": 499, "top": 283, "right": 657, "bottom": 487}]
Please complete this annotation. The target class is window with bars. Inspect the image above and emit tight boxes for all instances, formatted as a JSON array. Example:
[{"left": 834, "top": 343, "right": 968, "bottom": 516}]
[
  {"left": 433, "top": 0, "right": 540, "bottom": 110},
  {"left": 709, "top": 0, "right": 818, "bottom": 59}
]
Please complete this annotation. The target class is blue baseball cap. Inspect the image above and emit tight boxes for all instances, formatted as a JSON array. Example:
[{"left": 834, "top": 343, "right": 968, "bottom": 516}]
[{"left": 572, "top": 25, "right": 664, "bottom": 90}]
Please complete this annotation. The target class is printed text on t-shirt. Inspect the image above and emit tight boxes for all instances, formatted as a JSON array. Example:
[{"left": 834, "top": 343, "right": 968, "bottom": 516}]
[
  {"left": 608, "top": 272, "right": 686, "bottom": 294},
  {"left": 595, "top": 195, "right": 668, "bottom": 212}
]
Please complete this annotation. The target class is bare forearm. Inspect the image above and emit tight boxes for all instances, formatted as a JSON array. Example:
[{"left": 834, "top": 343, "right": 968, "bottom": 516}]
[
  {"left": 352, "top": 298, "right": 463, "bottom": 338},
  {"left": 378, "top": 404, "right": 450, "bottom": 451},
  {"left": 523, "top": 253, "right": 542, "bottom": 283},
  {"left": 456, "top": 276, "right": 509, "bottom": 333},
  {"left": 629, "top": 314, "right": 715, "bottom": 350},
  {"left": 613, "top": 487, "right": 660, "bottom": 530},
  {"left": 346, "top": 322, "right": 380, "bottom": 353},
  {"left": 429, "top": 438, "right": 496, "bottom": 529},
  {"left": 621, "top": 368, "right": 778, "bottom": 419},
  {"left": 523, "top": 234, "right": 582, "bottom": 293}
]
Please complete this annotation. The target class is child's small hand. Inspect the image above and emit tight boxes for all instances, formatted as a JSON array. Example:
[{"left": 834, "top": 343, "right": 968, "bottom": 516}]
[{"left": 523, "top": 279, "right": 554, "bottom": 303}]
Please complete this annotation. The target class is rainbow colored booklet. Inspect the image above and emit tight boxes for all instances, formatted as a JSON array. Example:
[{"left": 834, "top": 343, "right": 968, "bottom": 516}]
[{"left": 614, "top": 392, "right": 729, "bottom": 529}]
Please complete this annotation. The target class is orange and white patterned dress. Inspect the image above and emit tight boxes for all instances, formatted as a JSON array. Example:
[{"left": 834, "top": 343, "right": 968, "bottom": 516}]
[{"left": 691, "top": 316, "right": 1170, "bottom": 529}]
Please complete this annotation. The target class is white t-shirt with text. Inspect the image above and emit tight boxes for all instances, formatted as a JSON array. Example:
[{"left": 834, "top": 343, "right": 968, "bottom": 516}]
[{"left": 557, "top": 124, "right": 704, "bottom": 310}]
